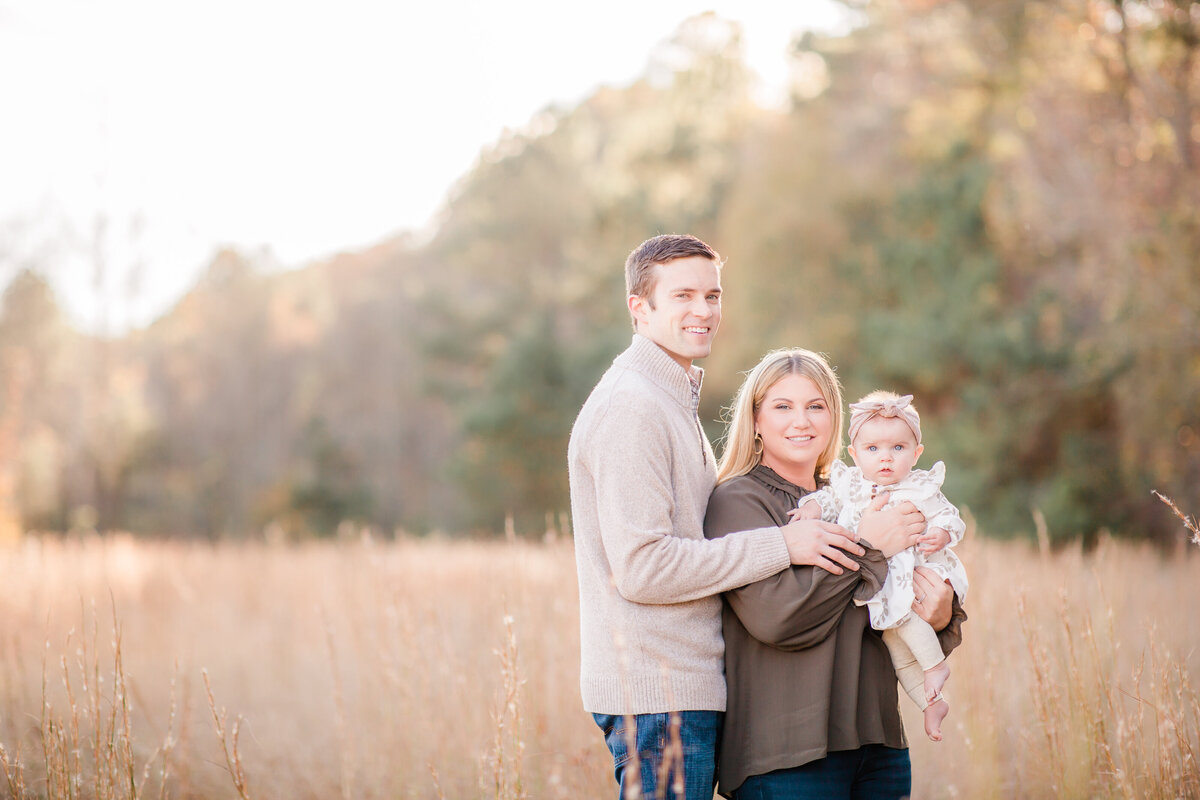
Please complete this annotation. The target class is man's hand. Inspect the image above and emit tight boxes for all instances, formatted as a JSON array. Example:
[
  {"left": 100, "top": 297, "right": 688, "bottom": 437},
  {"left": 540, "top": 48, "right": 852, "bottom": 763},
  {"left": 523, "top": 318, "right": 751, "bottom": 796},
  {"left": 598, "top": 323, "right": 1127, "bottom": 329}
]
[
  {"left": 910, "top": 566, "right": 953, "bottom": 631},
  {"left": 780, "top": 518, "right": 865, "bottom": 576}
]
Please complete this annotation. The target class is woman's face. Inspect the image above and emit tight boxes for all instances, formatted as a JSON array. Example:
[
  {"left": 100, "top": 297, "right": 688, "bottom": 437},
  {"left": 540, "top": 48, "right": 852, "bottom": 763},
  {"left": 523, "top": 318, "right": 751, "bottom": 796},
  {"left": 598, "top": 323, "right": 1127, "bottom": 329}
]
[{"left": 754, "top": 373, "right": 833, "bottom": 490}]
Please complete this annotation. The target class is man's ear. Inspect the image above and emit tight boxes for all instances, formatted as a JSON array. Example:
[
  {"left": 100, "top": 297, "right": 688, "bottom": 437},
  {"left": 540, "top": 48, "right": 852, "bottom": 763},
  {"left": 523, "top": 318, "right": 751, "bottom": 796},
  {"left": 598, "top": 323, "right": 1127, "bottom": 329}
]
[{"left": 628, "top": 294, "right": 647, "bottom": 328}]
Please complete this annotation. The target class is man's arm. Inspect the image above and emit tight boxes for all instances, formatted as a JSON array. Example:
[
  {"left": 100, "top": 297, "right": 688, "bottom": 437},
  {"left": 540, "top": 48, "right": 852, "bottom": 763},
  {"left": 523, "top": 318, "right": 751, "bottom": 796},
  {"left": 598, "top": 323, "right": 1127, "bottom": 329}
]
[{"left": 585, "top": 404, "right": 790, "bottom": 605}]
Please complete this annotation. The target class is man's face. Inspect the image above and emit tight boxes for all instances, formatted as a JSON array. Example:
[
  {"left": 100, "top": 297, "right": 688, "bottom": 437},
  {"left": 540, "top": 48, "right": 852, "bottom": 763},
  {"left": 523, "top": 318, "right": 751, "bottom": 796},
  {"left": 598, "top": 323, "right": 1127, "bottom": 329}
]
[
  {"left": 848, "top": 416, "right": 924, "bottom": 486},
  {"left": 628, "top": 255, "right": 722, "bottom": 369}
]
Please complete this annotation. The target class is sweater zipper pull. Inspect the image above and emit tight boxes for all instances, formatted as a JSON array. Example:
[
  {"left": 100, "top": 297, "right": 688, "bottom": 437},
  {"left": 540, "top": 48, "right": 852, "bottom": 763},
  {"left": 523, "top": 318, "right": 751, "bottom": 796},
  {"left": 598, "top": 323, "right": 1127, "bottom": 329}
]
[{"left": 690, "top": 379, "right": 706, "bottom": 465}]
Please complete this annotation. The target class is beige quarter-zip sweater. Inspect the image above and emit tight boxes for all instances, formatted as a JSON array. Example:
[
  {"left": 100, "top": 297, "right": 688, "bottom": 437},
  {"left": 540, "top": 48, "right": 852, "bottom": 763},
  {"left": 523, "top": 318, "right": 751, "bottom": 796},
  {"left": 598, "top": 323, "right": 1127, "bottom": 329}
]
[{"left": 568, "top": 334, "right": 791, "bottom": 715}]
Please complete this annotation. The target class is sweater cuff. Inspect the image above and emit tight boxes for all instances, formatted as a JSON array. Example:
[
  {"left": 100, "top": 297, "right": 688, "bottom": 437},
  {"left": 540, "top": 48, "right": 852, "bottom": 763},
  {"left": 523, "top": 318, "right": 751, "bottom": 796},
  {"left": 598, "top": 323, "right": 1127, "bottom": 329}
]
[{"left": 747, "top": 526, "right": 793, "bottom": 579}]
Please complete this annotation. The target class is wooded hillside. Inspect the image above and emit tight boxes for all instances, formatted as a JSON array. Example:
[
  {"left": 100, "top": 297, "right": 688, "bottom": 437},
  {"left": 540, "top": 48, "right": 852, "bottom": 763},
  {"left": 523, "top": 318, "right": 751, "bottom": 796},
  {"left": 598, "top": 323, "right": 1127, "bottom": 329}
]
[{"left": 2, "top": 1, "right": 1196, "bottom": 543}]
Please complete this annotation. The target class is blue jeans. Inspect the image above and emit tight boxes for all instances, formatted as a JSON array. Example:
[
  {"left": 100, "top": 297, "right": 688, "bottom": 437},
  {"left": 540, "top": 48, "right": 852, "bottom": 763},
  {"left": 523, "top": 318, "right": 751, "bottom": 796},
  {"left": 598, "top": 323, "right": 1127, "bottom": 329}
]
[
  {"left": 593, "top": 711, "right": 721, "bottom": 800},
  {"left": 734, "top": 745, "right": 911, "bottom": 800}
]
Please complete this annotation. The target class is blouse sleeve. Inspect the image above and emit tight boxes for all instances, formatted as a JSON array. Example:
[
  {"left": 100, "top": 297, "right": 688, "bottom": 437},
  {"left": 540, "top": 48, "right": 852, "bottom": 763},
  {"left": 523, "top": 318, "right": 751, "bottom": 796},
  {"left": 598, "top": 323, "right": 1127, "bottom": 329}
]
[
  {"left": 705, "top": 478, "right": 889, "bottom": 652},
  {"left": 938, "top": 596, "right": 968, "bottom": 656}
]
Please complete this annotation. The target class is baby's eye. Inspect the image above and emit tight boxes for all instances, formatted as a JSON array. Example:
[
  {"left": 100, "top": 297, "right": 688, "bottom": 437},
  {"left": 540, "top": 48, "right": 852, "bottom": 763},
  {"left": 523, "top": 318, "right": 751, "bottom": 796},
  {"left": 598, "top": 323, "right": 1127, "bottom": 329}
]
[
  {"left": 894, "top": 444, "right": 905, "bottom": 451},
  {"left": 867, "top": 445, "right": 877, "bottom": 452}
]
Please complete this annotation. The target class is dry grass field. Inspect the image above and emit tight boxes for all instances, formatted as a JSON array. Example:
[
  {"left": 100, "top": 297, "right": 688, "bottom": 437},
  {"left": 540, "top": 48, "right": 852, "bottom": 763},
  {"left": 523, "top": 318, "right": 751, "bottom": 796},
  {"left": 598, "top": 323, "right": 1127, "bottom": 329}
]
[{"left": 0, "top": 528, "right": 1198, "bottom": 799}]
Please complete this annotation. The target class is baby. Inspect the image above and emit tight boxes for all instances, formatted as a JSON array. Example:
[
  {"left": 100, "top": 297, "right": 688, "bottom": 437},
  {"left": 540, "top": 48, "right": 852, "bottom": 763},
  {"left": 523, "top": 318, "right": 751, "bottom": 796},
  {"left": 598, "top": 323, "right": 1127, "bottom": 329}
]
[{"left": 796, "top": 390, "right": 968, "bottom": 741}]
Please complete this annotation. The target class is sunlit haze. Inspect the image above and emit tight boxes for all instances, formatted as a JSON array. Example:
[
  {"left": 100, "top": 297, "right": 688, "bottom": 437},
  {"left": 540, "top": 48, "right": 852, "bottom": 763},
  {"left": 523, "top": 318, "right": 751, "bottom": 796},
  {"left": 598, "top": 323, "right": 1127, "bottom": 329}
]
[{"left": 0, "top": 0, "right": 855, "bottom": 331}]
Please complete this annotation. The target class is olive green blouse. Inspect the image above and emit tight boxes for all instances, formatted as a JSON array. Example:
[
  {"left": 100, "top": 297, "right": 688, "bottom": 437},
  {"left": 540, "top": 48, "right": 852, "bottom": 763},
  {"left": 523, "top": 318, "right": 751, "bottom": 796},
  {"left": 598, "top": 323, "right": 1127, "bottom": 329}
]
[{"left": 704, "top": 464, "right": 966, "bottom": 796}]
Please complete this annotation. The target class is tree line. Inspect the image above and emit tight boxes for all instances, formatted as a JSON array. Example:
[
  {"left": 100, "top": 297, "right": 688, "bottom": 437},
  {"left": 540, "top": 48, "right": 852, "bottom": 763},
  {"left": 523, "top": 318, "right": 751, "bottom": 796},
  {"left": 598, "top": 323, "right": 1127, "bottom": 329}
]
[{"left": 1, "top": 1, "right": 1196, "bottom": 544}]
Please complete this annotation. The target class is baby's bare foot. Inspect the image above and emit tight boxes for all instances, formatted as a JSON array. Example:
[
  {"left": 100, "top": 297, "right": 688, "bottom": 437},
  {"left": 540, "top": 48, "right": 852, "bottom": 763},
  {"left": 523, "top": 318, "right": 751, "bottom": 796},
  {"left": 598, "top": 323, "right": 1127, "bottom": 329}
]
[
  {"left": 924, "top": 659, "right": 951, "bottom": 704},
  {"left": 924, "top": 695, "right": 949, "bottom": 742}
]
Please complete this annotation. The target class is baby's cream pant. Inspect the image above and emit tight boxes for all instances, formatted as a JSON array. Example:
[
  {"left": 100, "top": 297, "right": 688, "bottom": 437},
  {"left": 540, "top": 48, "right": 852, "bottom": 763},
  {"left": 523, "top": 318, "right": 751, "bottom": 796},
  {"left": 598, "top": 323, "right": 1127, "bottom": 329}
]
[{"left": 883, "top": 614, "right": 945, "bottom": 710}]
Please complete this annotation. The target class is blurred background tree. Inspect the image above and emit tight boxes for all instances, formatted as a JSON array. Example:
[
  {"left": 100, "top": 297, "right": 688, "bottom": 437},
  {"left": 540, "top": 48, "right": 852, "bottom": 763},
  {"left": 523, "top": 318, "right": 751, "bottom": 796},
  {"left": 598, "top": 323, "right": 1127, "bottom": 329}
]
[{"left": 0, "top": 1, "right": 1195, "bottom": 542}]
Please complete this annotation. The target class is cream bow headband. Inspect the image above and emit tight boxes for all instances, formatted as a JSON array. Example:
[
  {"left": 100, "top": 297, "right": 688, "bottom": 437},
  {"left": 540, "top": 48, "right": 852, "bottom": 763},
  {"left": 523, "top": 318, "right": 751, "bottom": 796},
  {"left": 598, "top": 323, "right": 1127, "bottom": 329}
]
[{"left": 848, "top": 394, "right": 922, "bottom": 445}]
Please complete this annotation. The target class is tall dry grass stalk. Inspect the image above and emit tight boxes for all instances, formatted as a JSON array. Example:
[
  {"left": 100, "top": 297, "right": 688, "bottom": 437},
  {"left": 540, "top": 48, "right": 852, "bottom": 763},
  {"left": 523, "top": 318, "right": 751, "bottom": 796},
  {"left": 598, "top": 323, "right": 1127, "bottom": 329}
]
[
  {"left": 202, "top": 670, "right": 251, "bottom": 800},
  {"left": 0, "top": 530, "right": 1197, "bottom": 798},
  {"left": 1, "top": 598, "right": 179, "bottom": 800},
  {"left": 483, "top": 614, "right": 526, "bottom": 800},
  {"left": 1153, "top": 490, "right": 1200, "bottom": 545}
]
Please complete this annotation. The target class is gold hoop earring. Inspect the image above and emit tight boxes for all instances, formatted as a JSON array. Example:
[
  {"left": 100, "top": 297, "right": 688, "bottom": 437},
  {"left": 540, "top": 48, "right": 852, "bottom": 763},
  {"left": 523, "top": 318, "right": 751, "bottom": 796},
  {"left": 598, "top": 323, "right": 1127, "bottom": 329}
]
[{"left": 753, "top": 433, "right": 763, "bottom": 456}]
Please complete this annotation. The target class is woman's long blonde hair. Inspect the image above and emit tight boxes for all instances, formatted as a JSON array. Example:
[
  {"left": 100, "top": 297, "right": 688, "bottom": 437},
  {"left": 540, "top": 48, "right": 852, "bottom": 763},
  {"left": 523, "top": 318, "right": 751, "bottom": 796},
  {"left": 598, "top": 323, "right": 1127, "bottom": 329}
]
[{"left": 716, "top": 348, "right": 845, "bottom": 486}]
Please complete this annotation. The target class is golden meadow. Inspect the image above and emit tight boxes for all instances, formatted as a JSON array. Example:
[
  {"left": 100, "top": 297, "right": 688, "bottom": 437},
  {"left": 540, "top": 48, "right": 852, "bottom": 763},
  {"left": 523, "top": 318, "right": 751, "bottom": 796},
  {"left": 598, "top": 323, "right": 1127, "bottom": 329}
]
[{"left": 0, "top": 525, "right": 1198, "bottom": 799}]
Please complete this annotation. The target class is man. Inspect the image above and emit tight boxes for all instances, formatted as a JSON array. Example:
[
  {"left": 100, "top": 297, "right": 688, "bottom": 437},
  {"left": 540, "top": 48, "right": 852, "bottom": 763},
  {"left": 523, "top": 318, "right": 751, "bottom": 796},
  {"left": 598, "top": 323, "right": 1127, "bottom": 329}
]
[{"left": 568, "top": 234, "right": 869, "bottom": 799}]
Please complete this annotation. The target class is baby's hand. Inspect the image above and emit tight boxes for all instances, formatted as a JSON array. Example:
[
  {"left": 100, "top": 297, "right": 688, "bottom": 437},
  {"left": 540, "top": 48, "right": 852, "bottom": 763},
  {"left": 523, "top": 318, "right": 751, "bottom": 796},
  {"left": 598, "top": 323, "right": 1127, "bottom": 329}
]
[
  {"left": 918, "top": 527, "right": 951, "bottom": 554},
  {"left": 788, "top": 500, "right": 822, "bottom": 523}
]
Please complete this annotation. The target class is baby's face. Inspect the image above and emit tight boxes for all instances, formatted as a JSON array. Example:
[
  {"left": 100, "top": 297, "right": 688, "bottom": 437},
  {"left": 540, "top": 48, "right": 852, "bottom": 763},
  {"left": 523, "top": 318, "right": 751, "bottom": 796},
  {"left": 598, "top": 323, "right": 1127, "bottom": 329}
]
[{"left": 848, "top": 416, "right": 923, "bottom": 486}]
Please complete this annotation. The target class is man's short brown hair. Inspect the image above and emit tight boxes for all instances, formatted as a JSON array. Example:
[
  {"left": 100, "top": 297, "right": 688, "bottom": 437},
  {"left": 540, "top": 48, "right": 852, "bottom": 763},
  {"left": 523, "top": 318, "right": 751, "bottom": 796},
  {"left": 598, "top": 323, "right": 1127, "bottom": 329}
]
[{"left": 624, "top": 235, "right": 721, "bottom": 330}]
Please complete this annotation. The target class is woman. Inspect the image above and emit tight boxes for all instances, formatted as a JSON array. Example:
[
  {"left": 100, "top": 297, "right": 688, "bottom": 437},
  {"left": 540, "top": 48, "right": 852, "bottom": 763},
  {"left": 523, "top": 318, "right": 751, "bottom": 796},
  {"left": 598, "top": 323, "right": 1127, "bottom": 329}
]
[{"left": 704, "top": 348, "right": 965, "bottom": 798}]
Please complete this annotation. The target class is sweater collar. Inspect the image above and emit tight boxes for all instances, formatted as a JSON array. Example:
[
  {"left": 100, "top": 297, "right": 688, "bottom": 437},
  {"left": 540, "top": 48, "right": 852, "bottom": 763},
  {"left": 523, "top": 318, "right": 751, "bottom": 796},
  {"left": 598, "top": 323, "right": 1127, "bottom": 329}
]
[{"left": 616, "top": 333, "right": 704, "bottom": 406}]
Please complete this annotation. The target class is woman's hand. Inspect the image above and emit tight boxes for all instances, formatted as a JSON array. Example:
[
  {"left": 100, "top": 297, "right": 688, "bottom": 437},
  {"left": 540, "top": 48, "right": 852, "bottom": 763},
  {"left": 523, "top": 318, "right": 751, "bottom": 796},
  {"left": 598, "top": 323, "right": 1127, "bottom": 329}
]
[
  {"left": 779, "top": 518, "right": 865, "bottom": 576},
  {"left": 857, "top": 493, "right": 924, "bottom": 558},
  {"left": 910, "top": 566, "right": 953, "bottom": 631}
]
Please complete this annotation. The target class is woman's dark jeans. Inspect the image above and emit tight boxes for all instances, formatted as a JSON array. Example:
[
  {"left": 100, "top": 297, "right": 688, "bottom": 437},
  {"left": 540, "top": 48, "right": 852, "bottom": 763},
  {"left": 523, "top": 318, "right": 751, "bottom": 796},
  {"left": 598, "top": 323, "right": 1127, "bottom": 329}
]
[{"left": 734, "top": 744, "right": 912, "bottom": 800}]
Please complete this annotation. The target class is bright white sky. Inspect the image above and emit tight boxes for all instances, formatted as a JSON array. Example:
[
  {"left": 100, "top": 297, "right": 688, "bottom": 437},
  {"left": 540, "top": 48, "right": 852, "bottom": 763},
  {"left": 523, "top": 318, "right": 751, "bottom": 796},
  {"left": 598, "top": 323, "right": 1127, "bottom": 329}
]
[{"left": 0, "top": 0, "right": 855, "bottom": 331}]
